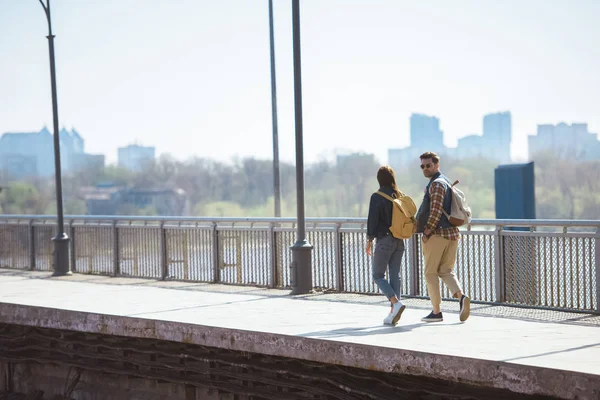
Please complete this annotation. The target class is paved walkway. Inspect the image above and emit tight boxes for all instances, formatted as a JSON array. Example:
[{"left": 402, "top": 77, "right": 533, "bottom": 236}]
[{"left": 0, "top": 270, "right": 599, "bottom": 399}]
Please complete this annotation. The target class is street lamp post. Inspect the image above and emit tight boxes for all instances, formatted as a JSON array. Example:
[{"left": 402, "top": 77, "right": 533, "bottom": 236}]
[
  {"left": 289, "top": 0, "right": 312, "bottom": 295},
  {"left": 268, "top": 0, "right": 282, "bottom": 218},
  {"left": 38, "top": 0, "right": 71, "bottom": 276}
]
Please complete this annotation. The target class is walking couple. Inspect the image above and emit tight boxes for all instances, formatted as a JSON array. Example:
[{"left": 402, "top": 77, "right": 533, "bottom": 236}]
[{"left": 366, "top": 151, "right": 471, "bottom": 325}]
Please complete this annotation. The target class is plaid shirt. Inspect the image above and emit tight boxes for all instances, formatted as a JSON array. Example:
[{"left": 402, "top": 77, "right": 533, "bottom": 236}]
[{"left": 426, "top": 181, "right": 460, "bottom": 241}]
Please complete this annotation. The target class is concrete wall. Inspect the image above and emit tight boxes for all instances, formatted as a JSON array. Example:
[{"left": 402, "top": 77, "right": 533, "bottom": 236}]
[{"left": 1, "top": 362, "right": 227, "bottom": 400}]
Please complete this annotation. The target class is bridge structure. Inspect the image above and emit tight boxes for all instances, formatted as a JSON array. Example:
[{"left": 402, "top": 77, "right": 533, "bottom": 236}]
[{"left": 0, "top": 215, "right": 599, "bottom": 399}]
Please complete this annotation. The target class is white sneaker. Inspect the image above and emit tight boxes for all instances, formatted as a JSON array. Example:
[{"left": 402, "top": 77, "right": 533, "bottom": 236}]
[
  {"left": 383, "top": 312, "right": 394, "bottom": 325},
  {"left": 390, "top": 302, "right": 406, "bottom": 325}
]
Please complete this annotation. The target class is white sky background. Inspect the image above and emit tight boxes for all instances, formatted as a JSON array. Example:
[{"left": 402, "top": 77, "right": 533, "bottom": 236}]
[{"left": 1, "top": 0, "right": 599, "bottom": 165}]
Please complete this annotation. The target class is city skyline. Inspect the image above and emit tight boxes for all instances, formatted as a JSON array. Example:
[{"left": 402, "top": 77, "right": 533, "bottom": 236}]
[
  {"left": 2, "top": 111, "right": 597, "bottom": 179},
  {"left": 1, "top": 1, "right": 599, "bottom": 165}
]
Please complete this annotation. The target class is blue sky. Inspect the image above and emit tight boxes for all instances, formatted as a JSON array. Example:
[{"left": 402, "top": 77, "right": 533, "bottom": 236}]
[{"left": 1, "top": 0, "right": 599, "bottom": 165}]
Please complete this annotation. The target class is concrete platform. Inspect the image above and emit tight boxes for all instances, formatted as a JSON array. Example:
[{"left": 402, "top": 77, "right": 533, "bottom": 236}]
[{"left": 0, "top": 270, "right": 599, "bottom": 399}]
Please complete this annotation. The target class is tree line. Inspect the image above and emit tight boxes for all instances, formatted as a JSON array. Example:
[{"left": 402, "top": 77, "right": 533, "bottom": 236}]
[{"left": 0, "top": 152, "right": 598, "bottom": 220}]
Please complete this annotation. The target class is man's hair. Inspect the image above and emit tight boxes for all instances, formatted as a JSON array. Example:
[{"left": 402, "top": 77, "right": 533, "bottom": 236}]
[{"left": 419, "top": 151, "right": 440, "bottom": 164}]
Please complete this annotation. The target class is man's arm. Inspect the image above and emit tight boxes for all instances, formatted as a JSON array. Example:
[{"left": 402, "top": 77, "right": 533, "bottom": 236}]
[{"left": 425, "top": 182, "right": 446, "bottom": 234}]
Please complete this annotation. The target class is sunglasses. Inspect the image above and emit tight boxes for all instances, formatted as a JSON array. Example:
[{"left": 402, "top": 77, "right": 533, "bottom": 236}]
[{"left": 420, "top": 163, "right": 433, "bottom": 170}]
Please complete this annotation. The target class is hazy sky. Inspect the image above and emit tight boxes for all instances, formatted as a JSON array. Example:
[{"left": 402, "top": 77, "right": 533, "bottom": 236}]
[{"left": 1, "top": 0, "right": 599, "bottom": 165}]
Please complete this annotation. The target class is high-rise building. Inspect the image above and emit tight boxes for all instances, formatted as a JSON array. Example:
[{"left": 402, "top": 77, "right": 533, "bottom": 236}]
[
  {"left": 482, "top": 111, "right": 511, "bottom": 163},
  {"left": 0, "top": 127, "right": 55, "bottom": 177},
  {"left": 388, "top": 111, "right": 514, "bottom": 168},
  {"left": 0, "top": 127, "right": 104, "bottom": 177},
  {"left": 118, "top": 144, "right": 156, "bottom": 171},
  {"left": 388, "top": 113, "right": 447, "bottom": 170},
  {"left": 528, "top": 123, "right": 600, "bottom": 160},
  {"left": 410, "top": 114, "right": 444, "bottom": 149},
  {"left": 455, "top": 134, "right": 486, "bottom": 159}
]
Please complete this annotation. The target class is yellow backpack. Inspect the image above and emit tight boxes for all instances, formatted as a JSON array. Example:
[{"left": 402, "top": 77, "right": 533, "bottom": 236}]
[{"left": 376, "top": 191, "right": 417, "bottom": 239}]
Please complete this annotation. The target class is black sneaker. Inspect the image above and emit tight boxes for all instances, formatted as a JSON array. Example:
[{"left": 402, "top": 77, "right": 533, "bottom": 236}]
[
  {"left": 459, "top": 295, "right": 470, "bottom": 322},
  {"left": 421, "top": 311, "right": 443, "bottom": 322}
]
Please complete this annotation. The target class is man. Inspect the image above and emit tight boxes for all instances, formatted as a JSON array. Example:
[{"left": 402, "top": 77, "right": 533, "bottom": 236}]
[{"left": 415, "top": 152, "right": 470, "bottom": 322}]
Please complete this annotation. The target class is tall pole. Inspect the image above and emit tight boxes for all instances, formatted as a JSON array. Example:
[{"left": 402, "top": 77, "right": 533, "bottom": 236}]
[
  {"left": 268, "top": 0, "right": 282, "bottom": 218},
  {"left": 39, "top": 0, "right": 71, "bottom": 276},
  {"left": 289, "top": 0, "right": 312, "bottom": 295}
]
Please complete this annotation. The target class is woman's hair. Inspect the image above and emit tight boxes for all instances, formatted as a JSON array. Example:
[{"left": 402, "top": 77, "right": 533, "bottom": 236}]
[{"left": 376, "top": 165, "right": 401, "bottom": 198}]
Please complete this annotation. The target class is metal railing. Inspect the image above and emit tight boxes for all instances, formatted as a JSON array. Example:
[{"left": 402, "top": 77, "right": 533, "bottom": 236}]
[{"left": 0, "top": 215, "right": 598, "bottom": 313}]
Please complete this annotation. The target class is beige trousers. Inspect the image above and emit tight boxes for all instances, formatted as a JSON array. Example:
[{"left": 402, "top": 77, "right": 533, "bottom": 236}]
[{"left": 423, "top": 235, "right": 462, "bottom": 308}]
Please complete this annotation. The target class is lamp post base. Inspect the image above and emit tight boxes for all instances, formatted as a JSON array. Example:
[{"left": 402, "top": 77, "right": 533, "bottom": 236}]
[
  {"left": 290, "top": 240, "right": 313, "bottom": 295},
  {"left": 52, "top": 233, "right": 71, "bottom": 276}
]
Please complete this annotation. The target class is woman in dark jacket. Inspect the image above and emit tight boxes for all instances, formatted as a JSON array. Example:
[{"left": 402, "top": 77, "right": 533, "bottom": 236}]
[{"left": 366, "top": 165, "right": 406, "bottom": 325}]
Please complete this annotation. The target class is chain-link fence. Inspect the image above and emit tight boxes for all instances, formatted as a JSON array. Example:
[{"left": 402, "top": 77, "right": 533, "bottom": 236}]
[{"left": 0, "top": 216, "right": 597, "bottom": 313}]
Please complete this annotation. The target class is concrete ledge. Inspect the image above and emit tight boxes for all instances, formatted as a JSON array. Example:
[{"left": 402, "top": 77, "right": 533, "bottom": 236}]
[{"left": 1, "top": 302, "right": 598, "bottom": 399}]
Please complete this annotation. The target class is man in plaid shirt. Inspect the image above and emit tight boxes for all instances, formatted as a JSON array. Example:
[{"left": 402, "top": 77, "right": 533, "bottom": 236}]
[{"left": 416, "top": 151, "right": 470, "bottom": 323}]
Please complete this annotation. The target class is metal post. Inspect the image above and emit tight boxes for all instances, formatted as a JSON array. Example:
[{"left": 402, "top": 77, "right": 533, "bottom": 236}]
[
  {"left": 69, "top": 219, "right": 76, "bottom": 273},
  {"left": 269, "top": 223, "right": 278, "bottom": 288},
  {"left": 212, "top": 222, "right": 220, "bottom": 283},
  {"left": 408, "top": 235, "right": 419, "bottom": 296},
  {"left": 289, "top": 0, "right": 313, "bottom": 295},
  {"left": 159, "top": 222, "right": 168, "bottom": 280},
  {"left": 494, "top": 226, "right": 506, "bottom": 303},
  {"left": 595, "top": 228, "right": 600, "bottom": 313},
  {"left": 268, "top": 0, "right": 282, "bottom": 218},
  {"left": 335, "top": 224, "right": 344, "bottom": 291},
  {"left": 28, "top": 220, "right": 36, "bottom": 271},
  {"left": 38, "top": 0, "right": 70, "bottom": 276},
  {"left": 112, "top": 220, "right": 120, "bottom": 277}
]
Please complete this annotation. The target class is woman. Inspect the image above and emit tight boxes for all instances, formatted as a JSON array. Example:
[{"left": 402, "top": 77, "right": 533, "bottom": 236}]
[{"left": 366, "top": 165, "right": 406, "bottom": 325}]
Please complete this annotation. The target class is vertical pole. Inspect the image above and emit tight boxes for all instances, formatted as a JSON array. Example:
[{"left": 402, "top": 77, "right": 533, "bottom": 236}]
[
  {"left": 269, "top": 223, "right": 278, "bottom": 288},
  {"left": 28, "top": 220, "right": 36, "bottom": 271},
  {"left": 69, "top": 219, "right": 76, "bottom": 273},
  {"left": 39, "top": 0, "right": 70, "bottom": 276},
  {"left": 268, "top": 0, "right": 282, "bottom": 218},
  {"left": 495, "top": 226, "right": 506, "bottom": 302},
  {"left": 212, "top": 222, "right": 220, "bottom": 283},
  {"left": 112, "top": 220, "right": 120, "bottom": 277},
  {"left": 160, "top": 222, "right": 168, "bottom": 280},
  {"left": 289, "top": 0, "right": 313, "bottom": 295},
  {"left": 408, "top": 235, "right": 419, "bottom": 296},
  {"left": 595, "top": 228, "right": 600, "bottom": 313},
  {"left": 335, "top": 224, "right": 344, "bottom": 291}
]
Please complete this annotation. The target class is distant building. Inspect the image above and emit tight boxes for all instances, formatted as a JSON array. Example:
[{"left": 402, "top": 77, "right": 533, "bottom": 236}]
[
  {"left": 455, "top": 134, "right": 486, "bottom": 159},
  {"left": 528, "top": 123, "right": 600, "bottom": 160},
  {"left": 58, "top": 127, "right": 84, "bottom": 171},
  {"left": 336, "top": 152, "right": 375, "bottom": 168},
  {"left": 80, "top": 185, "right": 123, "bottom": 215},
  {"left": 410, "top": 114, "right": 444, "bottom": 149},
  {"left": 121, "top": 187, "right": 188, "bottom": 216},
  {"left": 451, "top": 112, "right": 511, "bottom": 162},
  {"left": 388, "top": 113, "right": 449, "bottom": 170},
  {"left": 81, "top": 185, "right": 188, "bottom": 216},
  {"left": 118, "top": 145, "right": 155, "bottom": 171},
  {"left": 0, "top": 127, "right": 54, "bottom": 177},
  {"left": 0, "top": 126, "right": 100, "bottom": 177},
  {"left": 388, "top": 111, "right": 512, "bottom": 168},
  {"left": 71, "top": 153, "right": 105, "bottom": 172},
  {"left": 482, "top": 112, "right": 511, "bottom": 163},
  {"left": 0, "top": 154, "right": 38, "bottom": 179}
]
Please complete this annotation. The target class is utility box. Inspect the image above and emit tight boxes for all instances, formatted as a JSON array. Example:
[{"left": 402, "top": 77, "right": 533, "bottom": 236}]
[
  {"left": 494, "top": 162, "right": 536, "bottom": 220},
  {"left": 494, "top": 162, "right": 537, "bottom": 305}
]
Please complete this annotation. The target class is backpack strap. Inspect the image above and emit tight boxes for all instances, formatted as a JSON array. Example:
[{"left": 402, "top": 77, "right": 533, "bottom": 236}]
[
  {"left": 376, "top": 191, "right": 395, "bottom": 202},
  {"left": 376, "top": 191, "right": 411, "bottom": 218},
  {"left": 432, "top": 178, "right": 452, "bottom": 219}
]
